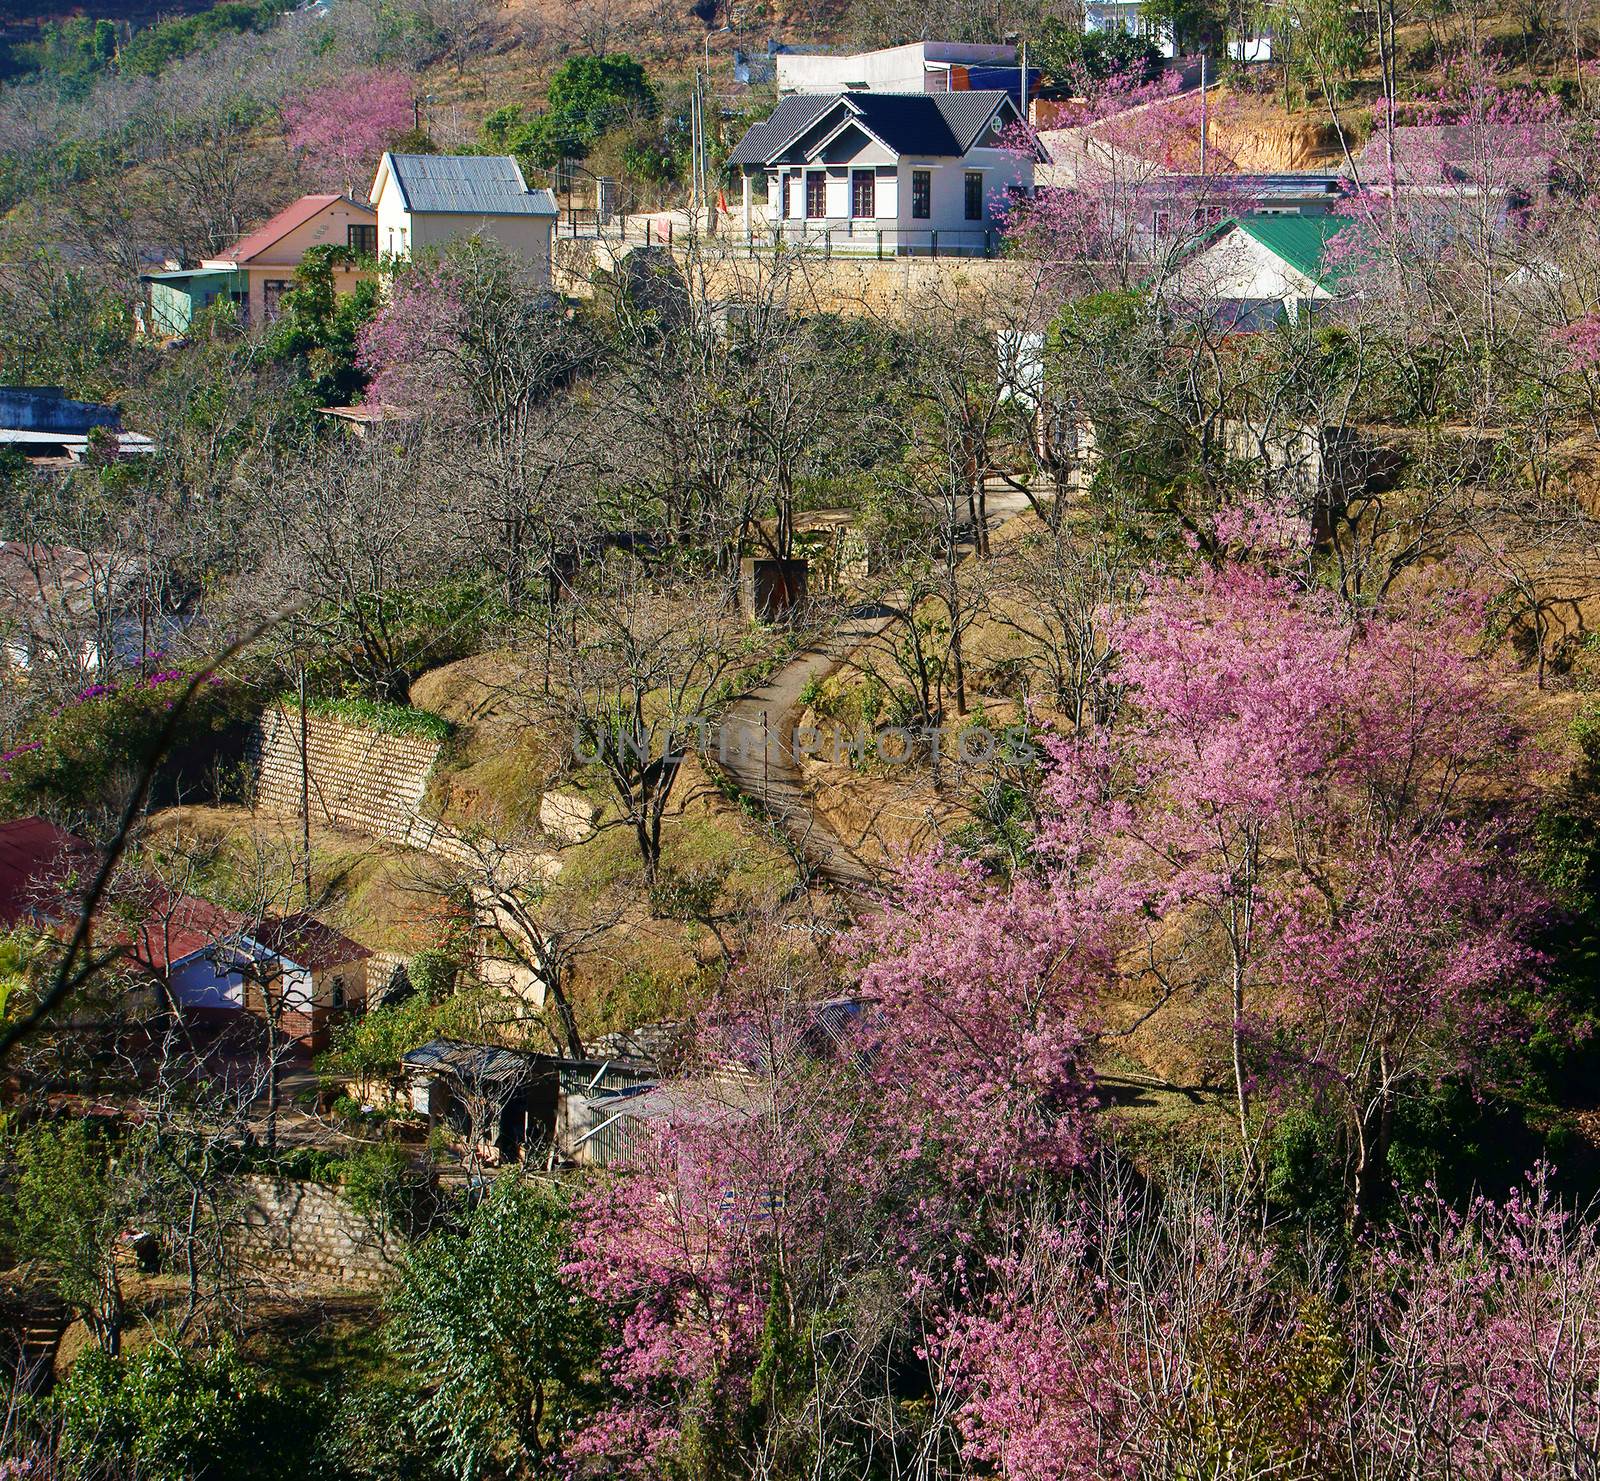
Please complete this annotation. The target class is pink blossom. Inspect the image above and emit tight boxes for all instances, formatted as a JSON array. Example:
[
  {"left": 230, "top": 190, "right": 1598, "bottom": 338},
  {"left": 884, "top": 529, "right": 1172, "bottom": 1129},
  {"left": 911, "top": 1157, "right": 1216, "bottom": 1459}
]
[{"left": 283, "top": 69, "right": 413, "bottom": 194}]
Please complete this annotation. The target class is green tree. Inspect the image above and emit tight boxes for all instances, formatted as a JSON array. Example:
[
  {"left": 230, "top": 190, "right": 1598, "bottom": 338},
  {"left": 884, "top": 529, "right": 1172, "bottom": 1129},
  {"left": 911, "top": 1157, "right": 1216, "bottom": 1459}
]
[
  {"left": 386, "top": 1178, "right": 604, "bottom": 1476},
  {"left": 484, "top": 55, "right": 658, "bottom": 171},
  {"left": 3, "top": 1120, "right": 137, "bottom": 1354},
  {"left": 56, "top": 1339, "right": 309, "bottom": 1481},
  {"left": 1029, "top": 17, "right": 1164, "bottom": 86},
  {"left": 265, "top": 244, "right": 382, "bottom": 407},
  {"left": 545, "top": 53, "right": 657, "bottom": 144}
]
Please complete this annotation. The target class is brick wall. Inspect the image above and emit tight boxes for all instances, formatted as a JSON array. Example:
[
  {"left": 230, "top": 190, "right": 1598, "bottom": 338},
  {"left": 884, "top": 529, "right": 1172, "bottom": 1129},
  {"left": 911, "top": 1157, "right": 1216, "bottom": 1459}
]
[{"left": 236, "top": 1174, "right": 411, "bottom": 1290}]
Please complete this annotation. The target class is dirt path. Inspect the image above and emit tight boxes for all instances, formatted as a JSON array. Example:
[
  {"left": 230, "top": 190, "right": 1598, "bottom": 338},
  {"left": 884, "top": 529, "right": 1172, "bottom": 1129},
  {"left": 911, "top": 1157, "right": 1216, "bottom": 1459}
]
[{"left": 713, "top": 483, "right": 1042, "bottom": 912}]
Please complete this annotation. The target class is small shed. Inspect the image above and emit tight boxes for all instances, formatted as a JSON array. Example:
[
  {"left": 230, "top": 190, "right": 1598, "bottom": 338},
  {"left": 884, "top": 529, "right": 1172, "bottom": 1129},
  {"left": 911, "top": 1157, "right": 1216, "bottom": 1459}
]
[{"left": 403, "top": 1039, "right": 557, "bottom": 1165}]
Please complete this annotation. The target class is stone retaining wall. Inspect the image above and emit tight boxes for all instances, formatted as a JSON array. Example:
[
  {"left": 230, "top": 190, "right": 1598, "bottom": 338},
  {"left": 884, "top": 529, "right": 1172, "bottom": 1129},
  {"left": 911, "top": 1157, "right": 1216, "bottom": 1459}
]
[
  {"left": 236, "top": 1174, "right": 409, "bottom": 1290},
  {"left": 556, "top": 237, "right": 1022, "bottom": 318},
  {"left": 252, "top": 706, "right": 446, "bottom": 849}
]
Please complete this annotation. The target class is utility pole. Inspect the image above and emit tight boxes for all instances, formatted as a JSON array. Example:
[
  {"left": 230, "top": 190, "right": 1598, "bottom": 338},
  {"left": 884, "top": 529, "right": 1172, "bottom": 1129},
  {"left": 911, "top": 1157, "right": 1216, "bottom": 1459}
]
[
  {"left": 293, "top": 620, "right": 311, "bottom": 911},
  {"left": 1198, "top": 53, "right": 1208, "bottom": 182},
  {"left": 690, "top": 72, "right": 702, "bottom": 227}
]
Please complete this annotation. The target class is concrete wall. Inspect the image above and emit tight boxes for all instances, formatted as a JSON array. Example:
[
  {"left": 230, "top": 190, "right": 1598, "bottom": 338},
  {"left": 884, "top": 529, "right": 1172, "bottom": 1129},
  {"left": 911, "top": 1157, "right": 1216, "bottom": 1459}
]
[
  {"left": 236, "top": 1174, "right": 409, "bottom": 1290},
  {"left": 0, "top": 388, "right": 119, "bottom": 433},
  {"left": 777, "top": 42, "right": 1016, "bottom": 94},
  {"left": 375, "top": 189, "right": 554, "bottom": 287}
]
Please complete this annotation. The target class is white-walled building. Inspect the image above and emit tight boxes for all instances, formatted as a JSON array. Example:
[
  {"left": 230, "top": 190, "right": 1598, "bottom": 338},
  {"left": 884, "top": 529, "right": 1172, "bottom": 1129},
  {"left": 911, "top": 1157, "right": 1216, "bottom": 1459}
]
[
  {"left": 143, "top": 902, "right": 371, "bottom": 1052},
  {"left": 776, "top": 41, "right": 1019, "bottom": 95},
  {"left": 369, "top": 154, "right": 558, "bottom": 282},
  {"left": 727, "top": 90, "right": 1043, "bottom": 255},
  {"left": 1083, "top": 0, "right": 1272, "bottom": 62},
  {"left": 1169, "top": 214, "right": 1355, "bottom": 328}
]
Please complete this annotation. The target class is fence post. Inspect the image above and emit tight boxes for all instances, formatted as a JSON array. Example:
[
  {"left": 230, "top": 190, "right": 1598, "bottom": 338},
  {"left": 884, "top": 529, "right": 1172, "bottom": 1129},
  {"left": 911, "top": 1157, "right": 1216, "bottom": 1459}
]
[
  {"left": 877, "top": 229, "right": 883, "bottom": 260},
  {"left": 931, "top": 230, "right": 939, "bottom": 259},
  {"left": 668, "top": 220, "right": 674, "bottom": 251}
]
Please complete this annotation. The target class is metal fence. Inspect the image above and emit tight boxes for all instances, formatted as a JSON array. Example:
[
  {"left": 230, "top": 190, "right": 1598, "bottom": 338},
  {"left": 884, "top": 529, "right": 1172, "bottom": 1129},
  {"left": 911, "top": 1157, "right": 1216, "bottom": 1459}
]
[{"left": 555, "top": 216, "right": 1006, "bottom": 259}]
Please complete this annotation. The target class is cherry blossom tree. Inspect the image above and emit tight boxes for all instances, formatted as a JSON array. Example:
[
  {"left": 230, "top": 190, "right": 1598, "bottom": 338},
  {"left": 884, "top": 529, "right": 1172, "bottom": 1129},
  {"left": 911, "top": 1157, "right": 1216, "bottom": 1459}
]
[
  {"left": 1040, "top": 567, "right": 1547, "bottom": 1219},
  {"left": 283, "top": 68, "right": 413, "bottom": 196},
  {"left": 848, "top": 851, "right": 1108, "bottom": 1197}
]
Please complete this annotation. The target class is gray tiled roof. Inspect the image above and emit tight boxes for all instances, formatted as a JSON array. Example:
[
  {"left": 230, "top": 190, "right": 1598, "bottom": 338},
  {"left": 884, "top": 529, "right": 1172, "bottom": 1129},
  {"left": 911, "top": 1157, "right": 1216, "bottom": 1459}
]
[
  {"left": 726, "top": 95, "right": 836, "bottom": 165},
  {"left": 727, "top": 91, "right": 1014, "bottom": 167},
  {"left": 382, "top": 154, "right": 558, "bottom": 216}
]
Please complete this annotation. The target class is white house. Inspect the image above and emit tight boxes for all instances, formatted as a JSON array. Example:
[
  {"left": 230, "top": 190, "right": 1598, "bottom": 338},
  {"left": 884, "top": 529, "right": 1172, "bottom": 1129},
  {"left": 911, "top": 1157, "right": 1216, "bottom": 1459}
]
[
  {"left": 726, "top": 90, "right": 1043, "bottom": 256},
  {"left": 1168, "top": 213, "right": 1356, "bottom": 328},
  {"left": 141, "top": 900, "right": 371, "bottom": 1052},
  {"left": 1083, "top": 1, "right": 1177, "bottom": 59},
  {"left": 369, "top": 154, "right": 559, "bottom": 283},
  {"left": 1083, "top": 0, "right": 1272, "bottom": 62},
  {"left": 776, "top": 40, "right": 1020, "bottom": 95}
]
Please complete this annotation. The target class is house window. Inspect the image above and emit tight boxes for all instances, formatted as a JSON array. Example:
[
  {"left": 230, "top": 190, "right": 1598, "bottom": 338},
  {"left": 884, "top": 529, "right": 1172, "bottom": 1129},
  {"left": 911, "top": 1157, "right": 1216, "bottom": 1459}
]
[
  {"left": 805, "top": 171, "right": 827, "bottom": 219},
  {"left": 347, "top": 224, "right": 377, "bottom": 255},
  {"left": 330, "top": 975, "right": 346, "bottom": 1009},
  {"left": 262, "top": 279, "right": 292, "bottom": 319},
  {"left": 912, "top": 169, "right": 932, "bottom": 220},
  {"left": 965, "top": 171, "right": 985, "bottom": 221},
  {"left": 851, "top": 169, "right": 876, "bottom": 219}
]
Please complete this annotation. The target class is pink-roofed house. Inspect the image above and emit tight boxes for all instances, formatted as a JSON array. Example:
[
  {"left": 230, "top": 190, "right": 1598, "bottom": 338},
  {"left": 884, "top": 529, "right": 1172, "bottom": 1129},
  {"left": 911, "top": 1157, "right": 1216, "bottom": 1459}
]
[{"left": 141, "top": 193, "right": 378, "bottom": 335}]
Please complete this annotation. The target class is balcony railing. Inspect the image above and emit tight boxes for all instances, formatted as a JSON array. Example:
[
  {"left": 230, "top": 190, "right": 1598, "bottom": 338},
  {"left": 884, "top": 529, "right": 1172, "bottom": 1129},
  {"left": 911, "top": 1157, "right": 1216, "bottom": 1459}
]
[{"left": 556, "top": 214, "right": 1005, "bottom": 259}]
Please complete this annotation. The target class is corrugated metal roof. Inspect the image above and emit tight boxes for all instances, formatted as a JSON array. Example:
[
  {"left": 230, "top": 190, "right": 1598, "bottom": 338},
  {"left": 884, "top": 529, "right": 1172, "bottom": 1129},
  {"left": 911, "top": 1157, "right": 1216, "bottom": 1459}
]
[
  {"left": 727, "top": 95, "right": 837, "bottom": 165},
  {"left": 1232, "top": 213, "right": 1357, "bottom": 285},
  {"left": 381, "top": 154, "right": 558, "bottom": 216},
  {"left": 928, "top": 91, "right": 1013, "bottom": 152}
]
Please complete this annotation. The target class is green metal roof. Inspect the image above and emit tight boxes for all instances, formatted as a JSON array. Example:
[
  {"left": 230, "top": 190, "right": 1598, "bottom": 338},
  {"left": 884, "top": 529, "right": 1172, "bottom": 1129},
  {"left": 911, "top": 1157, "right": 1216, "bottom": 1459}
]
[
  {"left": 139, "top": 266, "right": 244, "bottom": 285},
  {"left": 1230, "top": 213, "right": 1358, "bottom": 286}
]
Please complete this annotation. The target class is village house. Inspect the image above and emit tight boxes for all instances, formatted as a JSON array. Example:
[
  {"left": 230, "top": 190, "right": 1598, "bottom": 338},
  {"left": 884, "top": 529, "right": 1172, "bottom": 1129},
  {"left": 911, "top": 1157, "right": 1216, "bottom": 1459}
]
[
  {"left": 402, "top": 1038, "right": 656, "bottom": 1166},
  {"left": 0, "top": 387, "right": 154, "bottom": 467},
  {"left": 775, "top": 40, "right": 1029, "bottom": 99},
  {"left": 368, "top": 153, "right": 559, "bottom": 283},
  {"left": 140, "top": 193, "right": 378, "bottom": 336},
  {"left": 0, "top": 817, "right": 94, "bottom": 931},
  {"left": 726, "top": 90, "right": 1043, "bottom": 255},
  {"left": 1168, "top": 213, "right": 1356, "bottom": 328},
  {"left": 144, "top": 907, "right": 370, "bottom": 1052},
  {"left": 1083, "top": 0, "right": 1273, "bottom": 61},
  {"left": 0, "top": 540, "right": 176, "bottom": 678}
]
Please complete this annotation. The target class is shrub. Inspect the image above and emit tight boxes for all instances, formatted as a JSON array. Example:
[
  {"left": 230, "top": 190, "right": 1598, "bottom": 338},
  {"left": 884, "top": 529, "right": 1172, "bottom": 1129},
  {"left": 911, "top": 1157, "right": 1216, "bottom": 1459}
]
[
  {"left": 340, "top": 1141, "right": 429, "bottom": 1226},
  {"left": 56, "top": 1340, "right": 312, "bottom": 1481},
  {"left": 284, "top": 694, "right": 453, "bottom": 743},
  {"left": 0, "top": 670, "right": 252, "bottom": 819},
  {"left": 407, "top": 946, "right": 461, "bottom": 1000}
]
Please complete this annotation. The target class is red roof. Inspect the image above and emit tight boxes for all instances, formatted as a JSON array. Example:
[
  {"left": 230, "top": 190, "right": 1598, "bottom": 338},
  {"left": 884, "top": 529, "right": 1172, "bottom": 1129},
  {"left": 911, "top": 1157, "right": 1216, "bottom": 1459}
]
[
  {"left": 214, "top": 194, "right": 371, "bottom": 266},
  {"left": 126, "top": 884, "right": 246, "bottom": 971},
  {"left": 248, "top": 913, "right": 370, "bottom": 971},
  {"left": 0, "top": 817, "right": 94, "bottom": 928}
]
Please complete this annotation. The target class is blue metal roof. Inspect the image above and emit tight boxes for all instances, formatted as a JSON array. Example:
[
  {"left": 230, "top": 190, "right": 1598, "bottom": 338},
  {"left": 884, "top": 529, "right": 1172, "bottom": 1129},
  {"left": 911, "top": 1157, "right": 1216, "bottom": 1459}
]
[{"left": 381, "top": 154, "right": 558, "bottom": 217}]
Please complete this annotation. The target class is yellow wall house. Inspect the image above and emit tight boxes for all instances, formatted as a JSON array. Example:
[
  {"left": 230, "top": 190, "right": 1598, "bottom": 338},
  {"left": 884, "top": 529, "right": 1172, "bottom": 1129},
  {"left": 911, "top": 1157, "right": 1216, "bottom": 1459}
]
[
  {"left": 141, "top": 194, "right": 378, "bottom": 335},
  {"left": 369, "top": 153, "right": 559, "bottom": 285}
]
